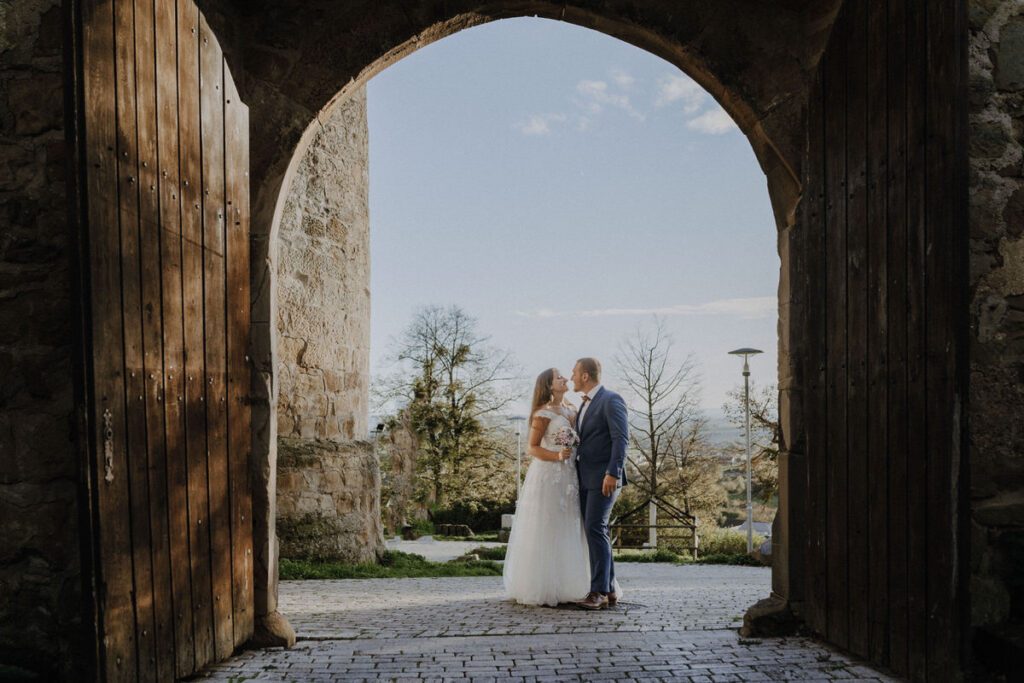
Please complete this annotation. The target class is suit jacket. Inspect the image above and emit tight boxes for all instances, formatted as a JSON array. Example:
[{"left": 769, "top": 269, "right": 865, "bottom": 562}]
[{"left": 575, "top": 386, "right": 629, "bottom": 490}]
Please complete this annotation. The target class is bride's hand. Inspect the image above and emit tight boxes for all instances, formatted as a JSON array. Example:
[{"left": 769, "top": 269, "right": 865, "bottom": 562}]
[{"left": 559, "top": 447, "right": 572, "bottom": 461}]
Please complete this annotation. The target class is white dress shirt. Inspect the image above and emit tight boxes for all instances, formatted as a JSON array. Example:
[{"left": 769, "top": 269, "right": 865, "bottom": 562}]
[{"left": 577, "top": 384, "right": 603, "bottom": 428}]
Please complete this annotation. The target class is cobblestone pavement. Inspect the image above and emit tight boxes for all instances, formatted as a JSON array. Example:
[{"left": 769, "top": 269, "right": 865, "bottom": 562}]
[{"left": 195, "top": 564, "right": 901, "bottom": 682}]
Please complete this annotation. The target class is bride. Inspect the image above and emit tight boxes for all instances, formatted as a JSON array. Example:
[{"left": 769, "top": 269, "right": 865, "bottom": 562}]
[{"left": 502, "top": 368, "right": 590, "bottom": 606}]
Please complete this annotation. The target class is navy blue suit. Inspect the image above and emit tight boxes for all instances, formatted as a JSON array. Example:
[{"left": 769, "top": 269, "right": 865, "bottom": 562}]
[{"left": 575, "top": 386, "right": 629, "bottom": 594}]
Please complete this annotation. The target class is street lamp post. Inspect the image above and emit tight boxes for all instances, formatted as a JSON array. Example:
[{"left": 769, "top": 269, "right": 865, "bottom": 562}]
[
  {"left": 728, "top": 347, "right": 763, "bottom": 553},
  {"left": 507, "top": 415, "right": 527, "bottom": 507}
]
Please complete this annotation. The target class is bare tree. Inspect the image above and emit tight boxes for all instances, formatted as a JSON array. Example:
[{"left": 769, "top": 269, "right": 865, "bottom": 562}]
[
  {"left": 374, "top": 305, "right": 520, "bottom": 506},
  {"left": 615, "top": 319, "right": 721, "bottom": 545}
]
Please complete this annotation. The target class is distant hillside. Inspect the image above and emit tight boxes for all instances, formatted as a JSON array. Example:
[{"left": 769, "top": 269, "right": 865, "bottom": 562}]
[
  {"left": 374, "top": 412, "right": 746, "bottom": 446},
  {"left": 705, "top": 415, "right": 742, "bottom": 446}
]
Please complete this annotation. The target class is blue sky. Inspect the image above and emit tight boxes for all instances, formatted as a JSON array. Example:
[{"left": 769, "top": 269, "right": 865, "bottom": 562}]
[{"left": 367, "top": 18, "right": 778, "bottom": 418}]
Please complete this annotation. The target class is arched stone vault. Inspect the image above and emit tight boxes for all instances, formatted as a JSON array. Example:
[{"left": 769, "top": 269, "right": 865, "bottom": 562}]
[
  {"left": 5, "top": 0, "right": 1005, "bottom": 677},
  {"left": 194, "top": 0, "right": 843, "bottom": 640}
]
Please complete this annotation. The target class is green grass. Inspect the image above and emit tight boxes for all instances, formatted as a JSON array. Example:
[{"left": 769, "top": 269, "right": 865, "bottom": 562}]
[
  {"left": 613, "top": 548, "right": 765, "bottom": 566},
  {"left": 692, "top": 552, "right": 764, "bottom": 566},
  {"left": 454, "top": 545, "right": 761, "bottom": 566},
  {"left": 614, "top": 548, "right": 684, "bottom": 563},
  {"left": 466, "top": 545, "right": 507, "bottom": 560},
  {"left": 279, "top": 550, "right": 502, "bottom": 580},
  {"left": 279, "top": 545, "right": 764, "bottom": 581}
]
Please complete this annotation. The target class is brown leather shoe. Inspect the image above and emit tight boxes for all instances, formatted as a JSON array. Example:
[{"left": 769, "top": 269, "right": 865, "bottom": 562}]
[
  {"left": 605, "top": 592, "right": 618, "bottom": 607},
  {"left": 577, "top": 592, "right": 609, "bottom": 610}
]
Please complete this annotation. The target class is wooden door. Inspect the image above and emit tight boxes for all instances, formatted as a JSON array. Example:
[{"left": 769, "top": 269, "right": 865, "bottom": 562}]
[
  {"left": 78, "top": 0, "right": 253, "bottom": 679},
  {"left": 800, "top": 0, "right": 968, "bottom": 679}
]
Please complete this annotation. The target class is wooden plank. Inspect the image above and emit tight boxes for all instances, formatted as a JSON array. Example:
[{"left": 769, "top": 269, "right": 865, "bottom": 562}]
[
  {"left": 803, "top": 69, "right": 829, "bottom": 637},
  {"left": 844, "top": 0, "right": 870, "bottom": 660},
  {"left": 224, "top": 65, "right": 255, "bottom": 647},
  {"left": 177, "top": 0, "right": 216, "bottom": 668},
  {"left": 83, "top": 1, "right": 139, "bottom": 679},
  {"left": 154, "top": 0, "right": 196, "bottom": 675},
  {"left": 823, "top": 4, "right": 849, "bottom": 651},
  {"left": 133, "top": 0, "right": 175, "bottom": 676},
  {"left": 865, "top": 0, "right": 890, "bottom": 667},
  {"left": 905, "top": 0, "right": 929, "bottom": 676},
  {"left": 113, "top": 0, "right": 158, "bottom": 677},
  {"left": 198, "top": 14, "right": 234, "bottom": 660},
  {"left": 924, "top": 0, "right": 963, "bottom": 677},
  {"left": 885, "top": 0, "right": 909, "bottom": 674}
]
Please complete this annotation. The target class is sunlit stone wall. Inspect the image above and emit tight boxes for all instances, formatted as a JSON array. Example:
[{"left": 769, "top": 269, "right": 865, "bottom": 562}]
[{"left": 273, "top": 87, "right": 381, "bottom": 564}]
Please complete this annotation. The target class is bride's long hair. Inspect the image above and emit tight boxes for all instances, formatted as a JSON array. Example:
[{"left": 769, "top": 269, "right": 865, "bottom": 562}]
[{"left": 529, "top": 368, "right": 569, "bottom": 419}]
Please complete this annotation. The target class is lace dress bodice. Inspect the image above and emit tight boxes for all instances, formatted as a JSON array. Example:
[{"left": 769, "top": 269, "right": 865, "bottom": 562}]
[
  {"left": 526, "top": 407, "right": 580, "bottom": 507},
  {"left": 534, "top": 407, "right": 576, "bottom": 451}
]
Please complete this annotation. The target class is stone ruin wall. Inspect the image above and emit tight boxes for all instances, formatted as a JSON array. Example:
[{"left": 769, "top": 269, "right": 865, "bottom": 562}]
[
  {"left": 0, "top": 0, "right": 85, "bottom": 676},
  {"left": 274, "top": 88, "right": 382, "bottom": 563},
  {"left": 276, "top": 437, "right": 382, "bottom": 563},
  {"left": 968, "top": 0, "right": 1024, "bottom": 631}
]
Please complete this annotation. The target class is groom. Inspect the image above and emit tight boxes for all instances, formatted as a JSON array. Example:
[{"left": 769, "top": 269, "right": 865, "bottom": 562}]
[{"left": 571, "top": 357, "right": 628, "bottom": 610}]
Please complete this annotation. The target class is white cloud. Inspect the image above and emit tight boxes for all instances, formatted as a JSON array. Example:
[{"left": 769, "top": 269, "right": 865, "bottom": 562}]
[
  {"left": 686, "top": 107, "right": 738, "bottom": 135},
  {"left": 515, "top": 307, "right": 561, "bottom": 318},
  {"left": 655, "top": 73, "right": 705, "bottom": 113},
  {"left": 517, "top": 297, "right": 776, "bottom": 320},
  {"left": 610, "top": 68, "right": 635, "bottom": 89},
  {"left": 514, "top": 113, "right": 567, "bottom": 136},
  {"left": 575, "top": 79, "right": 645, "bottom": 121}
]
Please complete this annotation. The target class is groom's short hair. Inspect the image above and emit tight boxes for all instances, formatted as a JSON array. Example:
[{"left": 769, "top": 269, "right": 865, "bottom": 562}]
[{"left": 576, "top": 357, "right": 601, "bottom": 382}]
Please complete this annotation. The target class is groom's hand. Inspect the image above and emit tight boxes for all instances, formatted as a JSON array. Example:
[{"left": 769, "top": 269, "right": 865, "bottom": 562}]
[{"left": 602, "top": 475, "right": 618, "bottom": 497}]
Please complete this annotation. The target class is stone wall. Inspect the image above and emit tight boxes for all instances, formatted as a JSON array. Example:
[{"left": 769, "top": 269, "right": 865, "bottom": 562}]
[
  {"left": 276, "top": 87, "right": 370, "bottom": 442},
  {"left": 277, "top": 438, "right": 383, "bottom": 563},
  {"left": 0, "top": 0, "right": 85, "bottom": 677},
  {"left": 274, "top": 88, "right": 379, "bottom": 564},
  {"left": 968, "top": 0, "right": 1024, "bottom": 633}
]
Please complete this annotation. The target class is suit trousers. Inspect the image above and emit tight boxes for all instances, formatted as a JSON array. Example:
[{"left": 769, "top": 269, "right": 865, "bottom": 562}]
[{"left": 579, "top": 484, "right": 620, "bottom": 594}]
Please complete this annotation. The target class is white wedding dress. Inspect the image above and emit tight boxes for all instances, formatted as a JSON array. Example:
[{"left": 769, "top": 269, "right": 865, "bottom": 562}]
[{"left": 502, "top": 407, "right": 591, "bottom": 606}]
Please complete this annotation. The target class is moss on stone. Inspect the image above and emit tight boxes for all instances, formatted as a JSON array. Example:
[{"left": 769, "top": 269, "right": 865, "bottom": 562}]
[{"left": 277, "top": 512, "right": 346, "bottom": 562}]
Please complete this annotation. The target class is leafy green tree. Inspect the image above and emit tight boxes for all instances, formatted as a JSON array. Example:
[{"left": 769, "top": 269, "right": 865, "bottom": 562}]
[{"left": 376, "top": 305, "right": 519, "bottom": 506}]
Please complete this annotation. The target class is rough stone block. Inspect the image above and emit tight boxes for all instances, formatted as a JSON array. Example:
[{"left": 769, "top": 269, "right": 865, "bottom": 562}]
[
  {"left": 7, "top": 76, "right": 63, "bottom": 135},
  {"left": 276, "top": 437, "right": 383, "bottom": 564},
  {"left": 997, "top": 17, "right": 1024, "bottom": 92}
]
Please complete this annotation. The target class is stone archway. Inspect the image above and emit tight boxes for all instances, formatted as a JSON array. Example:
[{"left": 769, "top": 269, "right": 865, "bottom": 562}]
[
  {"left": 1, "top": 0, "right": 1006, "bottom": 678},
  {"left": 212, "top": 0, "right": 828, "bottom": 648},
  {"left": 220, "top": 3, "right": 972, "bottom": 678},
  {"left": 0, "top": 0, "right": 975, "bottom": 678}
]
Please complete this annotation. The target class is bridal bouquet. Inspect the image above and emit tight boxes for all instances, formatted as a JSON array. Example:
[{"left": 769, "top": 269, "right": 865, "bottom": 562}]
[{"left": 553, "top": 425, "right": 579, "bottom": 451}]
